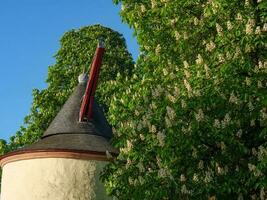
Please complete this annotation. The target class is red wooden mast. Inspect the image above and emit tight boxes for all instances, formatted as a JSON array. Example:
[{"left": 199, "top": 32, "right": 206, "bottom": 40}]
[{"left": 79, "top": 40, "right": 105, "bottom": 122}]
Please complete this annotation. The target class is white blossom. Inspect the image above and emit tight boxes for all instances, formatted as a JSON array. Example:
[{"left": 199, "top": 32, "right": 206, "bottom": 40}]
[
  {"left": 180, "top": 174, "right": 186, "bottom": 182},
  {"left": 184, "top": 69, "right": 191, "bottom": 78},
  {"left": 245, "top": 77, "right": 251, "bottom": 86},
  {"left": 183, "top": 32, "right": 188, "bottom": 40},
  {"left": 166, "top": 106, "right": 176, "bottom": 120},
  {"left": 151, "top": 0, "right": 157, "bottom": 8},
  {"left": 183, "top": 60, "right": 189, "bottom": 68},
  {"left": 218, "top": 54, "right": 225, "bottom": 63},
  {"left": 106, "top": 150, "right": 113, "bottom": 159},
  {"left": 258, "top": 80, "right": 263, "bottom": 88},
  {"left": 248, "top": 101, "right": 254, "bottom": 111},
  {"left": 236, "top": 13, "right": 243, "bottom": 21},
  {"left": 245, "top": 44, "right": 251, "bottom": 53},
  {"left": 150, "top": 125, "right": 157, "bottom": 133},
  {"left": 170, "top": 18, "right": 178, "bottom": 27},
  {"left": 181, "top": 184, "right": 188, "bottom": 194},
  {"left": 258, "top": 145, "right": 267, "bottom": 161},
  {"left": 216, "top": 23, "right": 223, "bottom": 36},
  {"left": 198, "top": 160, "right": 204, "bottom": 169},
  {"left": 127, "top": 140, "right": 133, "bottom": 150},
  {"left": 181, "top": 99, "right": 187, "bottom": 108},
  {"left": 158, "top": 168, "right": 169, "bottom": 178},
  {"left": 137, "top": 162, "right": 145, "bottom": 173},
  {"left": 206, "top": 41, "right": 216, "bottom": 52},
  {"left": 245, "top": 19, "right": 255, "bottom": 35},
  {"left": 128, "top": 177, "right": 134, "bottom": 185},
  {"left": 140, "top": 4, "right": 146, "bottom": 13},
  {"left": 226, "top": 51, "right": 232, "bottom": 60},
  {"left": 263, "top": 23, "right": 267, "bottom": 32},
  {"left": 174, "top": 31, "right": 181, "bottom": 41},
  {"left": 196, "top": 54, "right": 204, "bottom": 64},
  {"left": 193, "top": 173, "right": 199, "bottom": 182},
  {"left": 138, "top": 176, "right": 145, "bottom": 185},
  {"left": 157, "top": 131, "right": 166, "bottom": 147},
  {"left": 195, "top": 109, "right": 205, "bottom": 122},
  {"left": 234, "top": 47, "right": 241, "bottom": 58},
  {"left": 252, "top": 148, "right": 257, "bottom": 156},
  {"left": 168, "top": 94, "right": 176, "bottom": 103},
  {"left": 227, "top": 21, "right": 233, "bottom": 30},
  {"left": 194, "top": 17, "right": 199, "bottom": 25},
  {"left": 248, "top": 163, "right": 256, "bottom": 171},
  {"left": 204, "top": 64, "right": 211, "bottom": 78},
  {"left": 165, "top": 116, "right": 172, "bottom": 128},
  {"left": 236, "top": 129, "right": 242, "bottom": 138},
  {"left": 217, "top": 165, "right": 224, "bottom": 175},
  {"left": 220, "top": 141, "right": 226, "bottom": 150},
  {"left": 163, "top": 68, "right": 169, "bottom": 76},
  {"left": 204, "top": 171, "right": 212, "bottom": 183},
  {"left": 139, "top": 134, "right": 145, "bottom": 140},
  {"left": 255, "top": 26, "right": 261, "bottom": 35},
  {"left": 258, "top": 61, "right": 263, "bottom": 68},
  {"left": 174, "top": 86, "right": 180, "bottom": 97},
  {"left": 260, "top": 108, "right": 267, "bottom": 121},
  {"left": 214, "top": 119, "right": 220, "bottom": 128},
  {"left": 229, "top": 92, "right": 238, "bottom": 104},
  {"left": 184, "top": 79, "right": 192, "bottom": 93},
  {"left": 155, "top": 44, "right": 161, "bottom": 55},
  {"left": 223, "top": 113, "right": 231, "bottom": 126}
]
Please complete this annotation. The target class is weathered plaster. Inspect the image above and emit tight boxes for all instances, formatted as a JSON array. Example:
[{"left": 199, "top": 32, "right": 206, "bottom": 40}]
[{"left": 0, "top": 158, "right": 112, "bottom": 200}]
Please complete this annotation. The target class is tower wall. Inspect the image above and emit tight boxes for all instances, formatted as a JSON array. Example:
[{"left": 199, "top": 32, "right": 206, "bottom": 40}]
[{"left": 0, "top": 158, "right": 112, "bottom": 200}]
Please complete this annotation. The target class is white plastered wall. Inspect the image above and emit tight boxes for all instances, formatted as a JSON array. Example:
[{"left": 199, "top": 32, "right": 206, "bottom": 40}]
[{"left": 0, "top": 158, "right": 112, "bottom": 200}]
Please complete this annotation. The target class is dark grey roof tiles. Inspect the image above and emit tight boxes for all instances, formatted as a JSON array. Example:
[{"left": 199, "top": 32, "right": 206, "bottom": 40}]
[
  {"left": 20, "top": 133, "right": 118, "bottom": 154},
  {"left": 7, "top": 81, "right": 118, "bottom": 155},
  {"left": 43, "top": 83, "right": 112, "bottom": 139}
]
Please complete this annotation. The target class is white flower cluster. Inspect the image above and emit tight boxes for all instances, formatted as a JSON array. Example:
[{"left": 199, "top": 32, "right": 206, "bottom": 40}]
[
  {"left": 166, "top": 106, "right": 176, "bottom": 120},
  {"left": 236, "top": 129, "right": 242, "bottom": 138},
  {"left": 151, "top": 0, "right": 157, "bottom": 8},
  {"left": 184, "top": 79, "right": 192, "bottom": 93},
  {"left": 183, "top": 32, "right": 188, "bottom": 40},
  {"left": 245, "top": 19, "right": 255, "bottom": 35},
  {"left": 196, "top": 54, "right": 204, "bottom": 65},
  {"left": 206, "top": 41, "right": 216, "bottom": 52},
  {"left": 158, "top": 168, "right": 171, "bottom": 178},
  {"left": 229, "top": 92, "right": 238, "bottom": 104},
  {"left": 174, "top": 31, "right": 181, "bottom": 41},
  {"left": 204, "top": 64, "right": 211, "bottom": 78},
  {"left": 183, "top": 60, "right": 189, "bottom": 68},
  {"left": 227, "top": 21, "right": 233, "bottom": 30},
  {"left": 155, "top": 44, "right": 161, "bottom": 55},
  {"left": 236, "top": 13, "right": 243, "bottom": 21},
  {"left": 184, "top": 69, "right": 191, "bottom": 78},
  {"left": 140, "top": 4, "right": 146, "bottom": 13},
  {"left": 216, "top": 23, "right": 223, "bottom": 36},
  {"left": 195, "top": 109, "right": 205, "bottom": 122},
  {"left": 157, "top": 131, "right": 166, "bottom": 146}
]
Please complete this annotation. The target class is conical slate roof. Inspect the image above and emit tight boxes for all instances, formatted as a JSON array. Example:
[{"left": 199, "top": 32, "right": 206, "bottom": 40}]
[{"left": 11, "top": 80, "right": 118, "bottom": 155}]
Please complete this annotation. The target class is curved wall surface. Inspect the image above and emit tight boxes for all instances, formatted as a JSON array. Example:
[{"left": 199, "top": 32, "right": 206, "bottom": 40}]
[{"left": 0, "top": 158, "right": 112, "bottom": 200}]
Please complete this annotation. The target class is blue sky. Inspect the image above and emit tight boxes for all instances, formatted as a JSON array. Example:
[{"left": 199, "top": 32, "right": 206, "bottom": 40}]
[{"left": 0, "top": 0, "right": 139, "bottom": 141}]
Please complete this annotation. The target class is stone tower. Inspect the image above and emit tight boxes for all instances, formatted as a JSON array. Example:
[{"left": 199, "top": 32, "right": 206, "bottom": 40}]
[{"left": 0, "top": 41, "right": 117, "bottom": 200}]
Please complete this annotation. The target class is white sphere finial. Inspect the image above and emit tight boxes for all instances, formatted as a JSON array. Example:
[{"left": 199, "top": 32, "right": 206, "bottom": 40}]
[
  {"left": 98, "top": 37, "right": 105, "bottom": 48},
  {"left": 78, "top": 73, "right": 88, "bottom": 84}
]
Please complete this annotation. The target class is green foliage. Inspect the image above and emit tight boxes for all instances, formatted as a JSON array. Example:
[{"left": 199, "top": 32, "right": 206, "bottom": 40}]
[
  {"left": 102, "top": 0, "right": 267, "bottom": 199},
  {"left": 0, "top": 24, "right": 134, "bottom": 158}
]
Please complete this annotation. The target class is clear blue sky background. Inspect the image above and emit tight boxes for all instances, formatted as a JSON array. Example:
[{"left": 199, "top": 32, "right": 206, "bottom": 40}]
[{"left": 0, "top": 0, "right": 139, "bottom": 141}]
